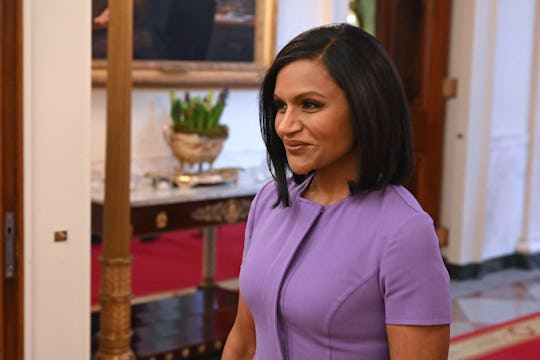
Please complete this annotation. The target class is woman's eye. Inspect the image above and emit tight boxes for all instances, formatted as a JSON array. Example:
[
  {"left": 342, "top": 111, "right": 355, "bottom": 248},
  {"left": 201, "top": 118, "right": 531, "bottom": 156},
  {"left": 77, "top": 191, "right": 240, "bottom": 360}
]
[
  {"left": 302, "top": 100, "right": 323, "bottom": 111},
  {"left": 274, "top": 100, "right": 287, "bottom": 112}
]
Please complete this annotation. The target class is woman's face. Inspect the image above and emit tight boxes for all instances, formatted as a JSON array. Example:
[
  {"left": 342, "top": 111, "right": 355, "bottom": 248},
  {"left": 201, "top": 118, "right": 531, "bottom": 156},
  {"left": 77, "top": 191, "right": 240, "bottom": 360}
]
[{"left": 273, "top": 59, "right": 357, "bottom": 176}]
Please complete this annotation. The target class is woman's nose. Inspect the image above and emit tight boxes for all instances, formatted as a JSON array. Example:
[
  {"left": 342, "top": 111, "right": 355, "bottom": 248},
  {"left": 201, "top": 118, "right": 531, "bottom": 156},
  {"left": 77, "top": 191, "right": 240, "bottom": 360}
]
[{"left": 275, "top": 108, "right": 301, "bottom": 136}]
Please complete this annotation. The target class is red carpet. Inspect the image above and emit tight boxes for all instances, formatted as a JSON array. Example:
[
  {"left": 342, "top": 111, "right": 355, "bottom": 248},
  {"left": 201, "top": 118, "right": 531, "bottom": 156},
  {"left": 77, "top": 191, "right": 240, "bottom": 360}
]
[
  {"left": 450, "top": 312, "right": 540, "bottom": 359},
  {"left": 91, "top": 222, "right": 245, "bottom": 305}
]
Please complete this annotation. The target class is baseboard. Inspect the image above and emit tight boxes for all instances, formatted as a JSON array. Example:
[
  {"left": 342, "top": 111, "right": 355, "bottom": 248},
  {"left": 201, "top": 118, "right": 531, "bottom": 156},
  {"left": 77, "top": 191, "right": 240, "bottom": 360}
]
[{"left": 445, "top": 252, "right": 540, "bottom": 280}]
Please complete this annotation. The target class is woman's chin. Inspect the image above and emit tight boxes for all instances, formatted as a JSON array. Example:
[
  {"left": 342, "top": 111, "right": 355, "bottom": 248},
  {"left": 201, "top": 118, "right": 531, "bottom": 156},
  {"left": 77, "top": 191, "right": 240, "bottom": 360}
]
[{"left": 288, "top": 164, "right": 313, "bottom": 176}]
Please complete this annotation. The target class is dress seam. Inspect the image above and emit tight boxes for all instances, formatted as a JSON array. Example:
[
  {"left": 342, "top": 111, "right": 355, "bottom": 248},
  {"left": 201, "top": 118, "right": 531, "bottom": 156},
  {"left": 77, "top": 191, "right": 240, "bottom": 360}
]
[
  {"left": 326, "top": 270, "right": 380, "bottom": 356},
  {"left": 388, "top": 185, "right": 426, "bottom": 216}
]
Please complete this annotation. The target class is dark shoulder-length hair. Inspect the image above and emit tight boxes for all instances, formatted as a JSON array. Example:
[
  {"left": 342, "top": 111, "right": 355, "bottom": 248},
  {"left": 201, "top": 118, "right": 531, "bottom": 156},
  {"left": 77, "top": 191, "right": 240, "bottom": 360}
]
[{"left": 260, "top": 23, "right": 413, "bottom": 207}]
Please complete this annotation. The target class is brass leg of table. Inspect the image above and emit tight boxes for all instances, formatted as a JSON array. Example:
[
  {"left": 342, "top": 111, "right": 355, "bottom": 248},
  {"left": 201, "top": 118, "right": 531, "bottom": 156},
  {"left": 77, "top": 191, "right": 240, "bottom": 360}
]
[{"left": 201, "top": 226, "right": 217, "bottom": 287}]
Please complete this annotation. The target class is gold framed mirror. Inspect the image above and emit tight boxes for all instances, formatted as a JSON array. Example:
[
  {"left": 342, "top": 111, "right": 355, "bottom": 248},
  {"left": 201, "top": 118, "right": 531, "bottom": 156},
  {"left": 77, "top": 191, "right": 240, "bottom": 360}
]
[{"left": 92, "top": 0, "right": 277, "bottom": 88}]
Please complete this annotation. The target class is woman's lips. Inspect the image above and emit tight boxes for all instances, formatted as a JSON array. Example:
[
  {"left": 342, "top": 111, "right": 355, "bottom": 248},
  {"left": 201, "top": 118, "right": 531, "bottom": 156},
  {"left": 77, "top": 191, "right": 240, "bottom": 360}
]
[{"left": 283, "top": 140, "right": 310, "bottom": 155}]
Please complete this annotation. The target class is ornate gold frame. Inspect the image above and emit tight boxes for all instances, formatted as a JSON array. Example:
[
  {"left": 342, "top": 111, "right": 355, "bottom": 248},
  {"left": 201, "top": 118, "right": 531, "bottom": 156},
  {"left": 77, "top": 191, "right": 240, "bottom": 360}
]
[{"left": 92, "top": 0, "right": 277, "bottom": 88}]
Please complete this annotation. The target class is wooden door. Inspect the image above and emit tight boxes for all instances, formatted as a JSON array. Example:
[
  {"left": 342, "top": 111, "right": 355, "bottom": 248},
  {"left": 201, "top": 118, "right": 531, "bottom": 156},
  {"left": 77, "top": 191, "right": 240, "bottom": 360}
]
[
  {"left": 0, "top": 0, "right": 24, "bottom": 359},
  {"left": 375, "top": 0, "right": 451, "bottom": 243}
]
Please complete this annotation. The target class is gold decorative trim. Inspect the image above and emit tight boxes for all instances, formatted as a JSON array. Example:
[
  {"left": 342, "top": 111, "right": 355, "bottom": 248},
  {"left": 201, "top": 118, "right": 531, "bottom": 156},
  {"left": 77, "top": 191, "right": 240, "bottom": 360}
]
[
  {"left": 156, "top": 211, "right": 168, "bottom": 229},
  {"left": 192, "top": 199, "right": 251, "bottom": 224},
  {"left": 99, "top": 293, "right": 133, "bottom": 303},
  {"left": 99, "top": 256, "right": 133, "bottom": 266},
  {"left": 95, "top": 256, "right": 135, "bottom": 359}
]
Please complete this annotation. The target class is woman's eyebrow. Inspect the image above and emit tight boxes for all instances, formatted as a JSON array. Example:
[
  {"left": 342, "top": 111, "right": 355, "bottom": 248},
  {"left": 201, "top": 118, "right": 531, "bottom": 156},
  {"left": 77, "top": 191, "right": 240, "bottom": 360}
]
[{"left": 273, "top": 91, "right": 327, "bottom": 101}]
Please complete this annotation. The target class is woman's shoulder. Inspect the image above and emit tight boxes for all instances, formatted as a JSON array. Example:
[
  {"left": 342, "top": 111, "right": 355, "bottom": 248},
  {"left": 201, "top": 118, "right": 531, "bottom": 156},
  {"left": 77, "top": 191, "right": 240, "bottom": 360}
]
[
  {"left": 359, "top": 185, "right": 434, "bottom": 229},
  {"left": 384, "top": 185, "right": 426, "bottom": 214},
  {"left": 251, "top": 180, "right": 276, "bottom": 210},
  {"left": 365, "top": 187, "right": 440, "bottom": 262}
]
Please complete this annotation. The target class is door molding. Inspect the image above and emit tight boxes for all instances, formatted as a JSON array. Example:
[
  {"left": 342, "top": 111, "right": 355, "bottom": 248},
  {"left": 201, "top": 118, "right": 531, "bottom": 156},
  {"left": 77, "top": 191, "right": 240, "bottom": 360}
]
[
  {"left": 375, "top": 0, "right": 451, "bottom": 229},
  {"left": 0, "top": 0, "right": 24, "bottom": 359}
]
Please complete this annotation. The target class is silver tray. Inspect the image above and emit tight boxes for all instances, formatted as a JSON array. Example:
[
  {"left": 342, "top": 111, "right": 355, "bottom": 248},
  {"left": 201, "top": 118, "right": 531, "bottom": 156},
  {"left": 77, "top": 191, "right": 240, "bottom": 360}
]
[{"left": 145, "top": 167, "right": 242, "bottom": 189}]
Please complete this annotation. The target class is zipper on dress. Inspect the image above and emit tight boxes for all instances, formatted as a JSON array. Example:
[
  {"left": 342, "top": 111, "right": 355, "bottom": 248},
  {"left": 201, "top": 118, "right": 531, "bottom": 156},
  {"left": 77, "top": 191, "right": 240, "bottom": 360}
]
[{"left": 277, "top": 206, "right": 325, "bottom": 359}]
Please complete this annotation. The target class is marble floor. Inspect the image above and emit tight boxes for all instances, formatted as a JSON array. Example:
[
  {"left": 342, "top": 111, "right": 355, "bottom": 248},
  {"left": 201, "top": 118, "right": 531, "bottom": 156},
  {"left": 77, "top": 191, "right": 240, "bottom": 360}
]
[{"left": 450, "top": 268, "right": 540, "bottom": 338}]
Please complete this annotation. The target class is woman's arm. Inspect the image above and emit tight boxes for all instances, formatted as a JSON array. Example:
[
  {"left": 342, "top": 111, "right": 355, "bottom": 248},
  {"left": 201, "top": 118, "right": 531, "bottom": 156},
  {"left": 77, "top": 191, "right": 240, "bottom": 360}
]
[
  {"left": 386, "top": 324, "right": 449, "bottom": 360},
  {"left": 222, "top": 292, "right": 256, "bottom": 359}
]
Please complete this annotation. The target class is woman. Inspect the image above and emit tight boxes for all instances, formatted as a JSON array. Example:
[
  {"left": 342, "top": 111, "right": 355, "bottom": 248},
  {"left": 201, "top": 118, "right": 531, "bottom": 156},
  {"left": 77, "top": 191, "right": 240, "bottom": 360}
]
[{"left": 222, "top": 23, "right": 452, "bottom": 359}]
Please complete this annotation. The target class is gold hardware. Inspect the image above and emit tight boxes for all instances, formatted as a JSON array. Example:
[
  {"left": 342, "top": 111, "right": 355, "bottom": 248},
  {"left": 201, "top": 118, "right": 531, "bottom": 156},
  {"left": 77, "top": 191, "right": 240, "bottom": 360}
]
[
  {"left": 180, "top": 348, "right": 190, "bottom": 357},
  {"left": 197, "top": 344, "right": 206, "bottom": 353},
  {"left": 214, "top": 340, "right": 223, "bottom": 350},
  {"left": 442, "top": 77, "right": 458, "bottom": 98},
  {"left": 54, "top": 230, "right": 68, "bottom": 242},
  {"left": 165, "top": 353, "right": 174, "bottom": 360},
  {"left": 156, "top": 211, "right": 168, "bottom": 229}
]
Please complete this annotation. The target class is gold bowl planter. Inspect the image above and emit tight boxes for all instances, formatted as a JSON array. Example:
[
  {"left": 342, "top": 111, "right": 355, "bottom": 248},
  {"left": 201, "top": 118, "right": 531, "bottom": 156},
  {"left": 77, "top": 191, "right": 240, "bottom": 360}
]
[{"left": 163, "top": 124, "right": 228, "bottom": 173}]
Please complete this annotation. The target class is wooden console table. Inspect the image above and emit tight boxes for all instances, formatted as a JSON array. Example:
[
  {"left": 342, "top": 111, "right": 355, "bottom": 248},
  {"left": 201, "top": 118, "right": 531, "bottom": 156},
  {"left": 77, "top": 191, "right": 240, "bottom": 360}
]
[
  {"left": 91, "top": 172, "right": 263, "bottom": 359},
  {"left": 92, "top": 173, "right": 261, "bottom": 284}
]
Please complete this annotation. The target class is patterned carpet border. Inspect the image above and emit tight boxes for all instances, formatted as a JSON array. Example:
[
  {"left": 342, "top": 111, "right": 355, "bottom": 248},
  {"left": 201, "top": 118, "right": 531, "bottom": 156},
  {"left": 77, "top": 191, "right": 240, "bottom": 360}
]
[{"left": 449, "top": 312, "right": 540, "bottom": 359}]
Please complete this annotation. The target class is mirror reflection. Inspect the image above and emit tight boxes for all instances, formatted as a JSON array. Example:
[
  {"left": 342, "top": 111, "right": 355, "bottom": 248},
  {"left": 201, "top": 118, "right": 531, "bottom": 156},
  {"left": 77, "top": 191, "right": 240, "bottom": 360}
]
[{"left": 92, "top": 0, "right": 256, "bottom": 62}]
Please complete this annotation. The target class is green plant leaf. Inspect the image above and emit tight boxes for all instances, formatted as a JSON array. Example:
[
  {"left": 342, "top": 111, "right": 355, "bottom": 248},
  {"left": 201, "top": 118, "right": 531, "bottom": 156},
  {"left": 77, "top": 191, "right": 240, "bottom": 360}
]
[
  {"left": 169, "top": 88, "right": 229, "bottom": 134},
  {"left": 208, "top": 102, "right": 225, "bottom": 128},
  {"left": 192, "top": 103, "right": 206, "bottom": 131}
]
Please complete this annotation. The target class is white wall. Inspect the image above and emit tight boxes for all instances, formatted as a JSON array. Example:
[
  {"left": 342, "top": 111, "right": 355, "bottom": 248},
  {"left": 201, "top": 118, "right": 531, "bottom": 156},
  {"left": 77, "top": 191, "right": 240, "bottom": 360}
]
[
  {"left": 518, "top": 1, "right": 540, "bottom": 255},
  {"left": 482, "top": 0, "right": 534, "bottom": 260},
  {"left": 440, "top": 0, "right": 537, "bottom": 265},
  {"left": 275, "top": 0, "right": 347, "bottom": 50},
  {"left": 24, "top": 0, "right": 91, "bottom": 358}
]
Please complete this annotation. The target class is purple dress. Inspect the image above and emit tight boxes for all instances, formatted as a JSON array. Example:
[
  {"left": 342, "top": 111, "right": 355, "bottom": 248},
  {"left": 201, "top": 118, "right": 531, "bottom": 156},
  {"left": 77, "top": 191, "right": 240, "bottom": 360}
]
[{"left": 240, "top": 178, "right": 452, "bottom": 359}]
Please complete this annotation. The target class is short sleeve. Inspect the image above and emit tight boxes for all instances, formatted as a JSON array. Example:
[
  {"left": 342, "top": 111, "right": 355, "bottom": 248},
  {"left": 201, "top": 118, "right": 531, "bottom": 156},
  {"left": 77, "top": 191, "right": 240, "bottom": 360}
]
[{"left": 379, "top": 213, "right": 452, "bottom": 325}]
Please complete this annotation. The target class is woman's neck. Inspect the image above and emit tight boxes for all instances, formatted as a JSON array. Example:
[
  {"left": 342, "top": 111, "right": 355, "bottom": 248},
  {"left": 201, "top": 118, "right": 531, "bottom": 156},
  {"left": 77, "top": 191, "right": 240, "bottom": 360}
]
[{"left": 303, "top": 170, "right": 356, "bottom": 206}]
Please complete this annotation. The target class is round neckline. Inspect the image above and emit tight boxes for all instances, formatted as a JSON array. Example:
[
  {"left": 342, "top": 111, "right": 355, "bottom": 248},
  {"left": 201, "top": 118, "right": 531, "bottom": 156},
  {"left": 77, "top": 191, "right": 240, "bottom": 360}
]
[
  {"left": 293, "top": 173, "right": 355, "bottom": 210},
  {"left": 297, "top": 193, "right": 354, "bottom": 210}
]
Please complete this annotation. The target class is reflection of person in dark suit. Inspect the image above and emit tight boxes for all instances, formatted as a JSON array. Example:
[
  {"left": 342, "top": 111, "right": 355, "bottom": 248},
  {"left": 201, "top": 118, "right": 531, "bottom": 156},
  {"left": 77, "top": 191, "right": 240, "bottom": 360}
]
[
  {"left": 144, "top": 0, "right": 217, "bottom": 60},
  {"left": 92, "top": 0, "right": 155, "bottom": 59},
  {"left": 91, "top": 0, "right": 109, "bottom": 58},
  {"left": 92, "top": 0, "right": 217, "bottom": 61}
]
